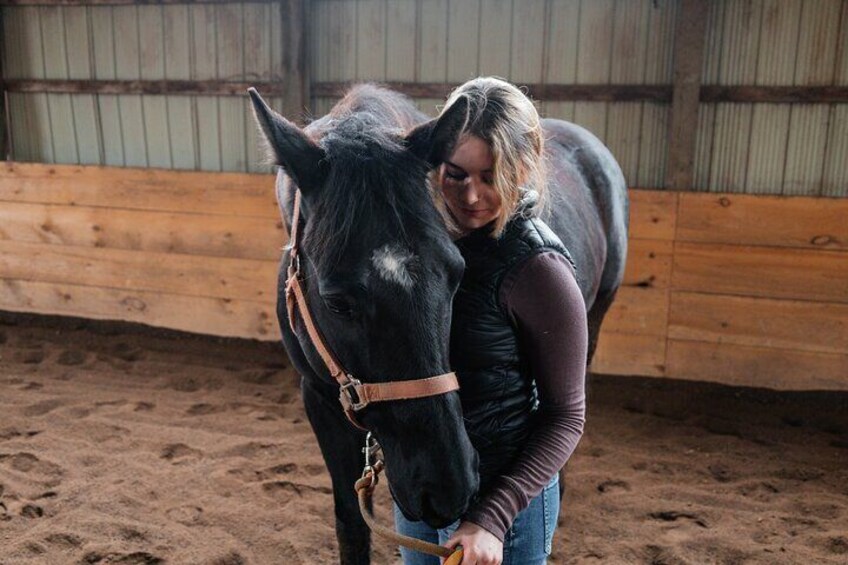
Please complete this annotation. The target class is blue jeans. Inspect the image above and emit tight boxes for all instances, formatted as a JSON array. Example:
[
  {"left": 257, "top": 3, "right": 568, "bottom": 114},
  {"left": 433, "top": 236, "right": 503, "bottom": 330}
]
[{"left": 393, "top": 474, "right": 560, "bottom": 564}]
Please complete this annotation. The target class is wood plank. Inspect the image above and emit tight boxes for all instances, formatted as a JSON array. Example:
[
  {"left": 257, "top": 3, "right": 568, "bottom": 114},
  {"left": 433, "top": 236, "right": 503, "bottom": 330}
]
[
  {"left": 676, "top": 192, "right": 848, "bottom": 250},
  {"left": 669, "top": 291, "right": 848, "bottom": 355},
  {"left": 0, "top": 0, "right": 280, "bottom": 5},
  {"left": 0, "top": 162, "right": 278, "bottom": 218},
  {"left": 622, "top": 238, "right": 673, "bottom": 290},
  {"left": 665, "top": 0, "right": 708, "bottom": 190},
  {"left": 590, "top": 332, "right": 666, "bottom": 377},
  {"left": 0, "top": 201, "right": 286, "bottom": 261},
  {"left": 0, "top": 239, "right": 278, "bottom": 302},
  {"left": 628, "top": 190, "right": 677, "bottom": 241},
  {"left": 666, "top": 339, "right": 848, "bottom": 391},
  {"left": 672, "top": 242, "right": 848, "bottom": 303},
  {"left": 602, "top": 285, "right": 668, "bottom": 337},
  {"left": 0, "top": 278, "right": 280, "bottom": 341},
  {"left": 6, "top": 80, "right": 848, "bottom": 104}
]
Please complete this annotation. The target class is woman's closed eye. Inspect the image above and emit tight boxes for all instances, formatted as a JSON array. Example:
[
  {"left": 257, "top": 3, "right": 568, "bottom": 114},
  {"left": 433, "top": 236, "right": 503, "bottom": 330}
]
[{"left": 445, "top": 170, "right": 467, "bottom": 182}]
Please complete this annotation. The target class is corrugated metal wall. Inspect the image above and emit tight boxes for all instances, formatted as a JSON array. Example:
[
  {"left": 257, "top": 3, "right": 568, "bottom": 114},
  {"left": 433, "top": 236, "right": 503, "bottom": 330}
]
[
  {"left": 696, "top": 0, "right": 847, "bottom": 196},
  {"left": 309, "top": 0, "right": 677, "bottom": 189},
  {"left": 3, "top": 2, "right": 286, "bottom": 173},
  {"left": 3, "top": 0, "right": 847, "bottom": 195}
]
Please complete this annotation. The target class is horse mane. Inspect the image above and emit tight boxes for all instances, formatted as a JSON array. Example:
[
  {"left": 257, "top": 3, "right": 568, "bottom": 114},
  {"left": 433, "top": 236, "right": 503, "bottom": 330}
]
[{"left": 305, "top": 87, "right": 441, "bottom": 269}]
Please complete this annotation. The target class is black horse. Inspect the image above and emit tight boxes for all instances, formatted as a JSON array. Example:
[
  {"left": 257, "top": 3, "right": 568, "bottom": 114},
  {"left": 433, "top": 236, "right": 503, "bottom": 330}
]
[{"left": 249, "top": 84, "right": 628, "bottom": 565}]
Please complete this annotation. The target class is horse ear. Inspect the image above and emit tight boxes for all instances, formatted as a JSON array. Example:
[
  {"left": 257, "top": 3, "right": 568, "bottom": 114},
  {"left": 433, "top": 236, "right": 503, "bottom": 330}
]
[
  {"left": 248, "top": 88, "right": 327, "bottom": 192},
  {"left": 404, "top": 95, "right": 470, "bottom": 167}
]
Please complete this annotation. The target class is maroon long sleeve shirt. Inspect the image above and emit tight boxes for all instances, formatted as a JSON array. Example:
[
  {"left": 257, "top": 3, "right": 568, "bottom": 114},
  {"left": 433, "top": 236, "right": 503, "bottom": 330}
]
[{"left": 462, "top": 250, "right": 588, "bottom": 541}]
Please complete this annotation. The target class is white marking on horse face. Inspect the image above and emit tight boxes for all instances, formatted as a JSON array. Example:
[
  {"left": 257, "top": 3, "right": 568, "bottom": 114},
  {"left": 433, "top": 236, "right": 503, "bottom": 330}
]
[{"left": 371, "top": 244, "right": 416, "bottom": 289}]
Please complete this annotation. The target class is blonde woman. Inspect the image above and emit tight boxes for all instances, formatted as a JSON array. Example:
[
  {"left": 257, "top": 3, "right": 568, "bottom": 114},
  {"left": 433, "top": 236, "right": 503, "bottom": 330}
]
[{"left": 393, "top": 77, "right": 589, "bottom": 564}]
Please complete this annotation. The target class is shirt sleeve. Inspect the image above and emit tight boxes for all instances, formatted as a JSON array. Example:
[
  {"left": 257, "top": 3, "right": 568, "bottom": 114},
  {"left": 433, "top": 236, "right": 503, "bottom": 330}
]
[{"left": 462, "top": 250, "right": 588, "bottom": 541}]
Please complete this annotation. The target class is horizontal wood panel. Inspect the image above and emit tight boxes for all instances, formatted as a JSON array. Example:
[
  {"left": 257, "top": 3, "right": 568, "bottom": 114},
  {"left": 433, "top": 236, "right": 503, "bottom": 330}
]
[
  {"left": 677, "top": 193, "right": 848, "bottom": 250},
  {"left": 0, "top": 201, "right": 286, "bottom": 261},
  {"left": 628, "top": 190, "right": 677, "bottom": 241},
  {"left": 0, "top": 163, "right": 279, "bottom": 218},
  {"left": 669, "top": 291, "right": 848, "bottom": 355},
  {"left": 672, "top": 242, "right": 848, "bottom": 303},
  {"left": 666, "top": 339, "right": 848, "bottom": 391},
  {"left": 0, "top": 240, "right": 279, "bottom": 302},
  {"left": 622, "top": 238, "right": 673, "bottom": 289},
  {"left": 0, "top": 278, "right": 280, "bottom": 340},
  {"left": 602, "top": 286, "right": 668, "bottom": 337},
  {"left": 590, "top": 332, "right": 666, "bottom": 378}
]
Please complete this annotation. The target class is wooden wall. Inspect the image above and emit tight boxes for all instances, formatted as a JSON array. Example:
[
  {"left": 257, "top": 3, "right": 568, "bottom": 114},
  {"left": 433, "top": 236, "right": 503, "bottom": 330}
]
[{"left": 1, "top": 162, "right": 845, "bottom": 390}]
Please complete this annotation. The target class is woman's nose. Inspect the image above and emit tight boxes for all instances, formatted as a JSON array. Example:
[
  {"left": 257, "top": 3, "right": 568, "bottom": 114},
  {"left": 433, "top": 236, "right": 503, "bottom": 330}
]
[{"left": 461, "top": 179, "right": 480, "bottom": 205}]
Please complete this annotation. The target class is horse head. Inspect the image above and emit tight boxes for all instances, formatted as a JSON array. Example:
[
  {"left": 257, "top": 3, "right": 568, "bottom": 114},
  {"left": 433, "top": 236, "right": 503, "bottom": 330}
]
[{"left": 249, "top": 88, "right": 479, "bottom": 528}]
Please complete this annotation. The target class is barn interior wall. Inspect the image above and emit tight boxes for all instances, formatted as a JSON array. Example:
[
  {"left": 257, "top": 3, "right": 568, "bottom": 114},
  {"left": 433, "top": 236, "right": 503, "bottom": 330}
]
[{"left": 1, "top": 0, "right": 846, "bottom": 196}]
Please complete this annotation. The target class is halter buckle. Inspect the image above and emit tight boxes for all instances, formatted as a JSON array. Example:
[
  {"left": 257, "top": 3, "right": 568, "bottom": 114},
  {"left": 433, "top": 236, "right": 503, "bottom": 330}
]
[{"left": 340, "top": 376, "right": 368, "bottom": 412}]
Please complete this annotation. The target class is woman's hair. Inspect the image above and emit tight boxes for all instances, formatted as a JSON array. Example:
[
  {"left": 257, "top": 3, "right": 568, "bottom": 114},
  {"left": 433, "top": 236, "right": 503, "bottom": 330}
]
[{"left": 432, "top": 76, "right": 546, "bottom": 238}]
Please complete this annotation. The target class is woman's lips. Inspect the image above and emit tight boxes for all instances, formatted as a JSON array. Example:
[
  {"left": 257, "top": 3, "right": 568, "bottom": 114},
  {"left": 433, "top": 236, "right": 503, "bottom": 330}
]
[{"left": 461, "top": 208, "right": 489, "bottom": 218}]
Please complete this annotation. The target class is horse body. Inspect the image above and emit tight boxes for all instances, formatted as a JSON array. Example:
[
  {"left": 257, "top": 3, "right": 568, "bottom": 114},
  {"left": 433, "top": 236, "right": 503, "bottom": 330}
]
[
  {"left": 539, "top": 119, "right": 629, "bottom": 358},
  {"left": 250, "top": 84, "right": 628, "bottom": 565}
]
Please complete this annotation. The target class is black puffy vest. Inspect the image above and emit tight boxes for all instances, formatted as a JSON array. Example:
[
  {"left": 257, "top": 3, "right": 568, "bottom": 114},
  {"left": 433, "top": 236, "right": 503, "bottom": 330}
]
[{"left": 451, "top": 213, "right": 575, "bottom": 487}]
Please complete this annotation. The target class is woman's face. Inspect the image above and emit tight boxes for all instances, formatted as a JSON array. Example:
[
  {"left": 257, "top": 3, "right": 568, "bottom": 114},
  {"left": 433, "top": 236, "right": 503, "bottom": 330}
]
[{"left": 439, "top": 135, "right": 502, "bottom": 232}]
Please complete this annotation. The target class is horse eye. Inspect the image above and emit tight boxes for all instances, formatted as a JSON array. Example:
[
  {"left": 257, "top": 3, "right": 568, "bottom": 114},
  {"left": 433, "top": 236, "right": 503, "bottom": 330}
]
[{"left": 321, "top": 293, "right": 356, "bottom": 318}]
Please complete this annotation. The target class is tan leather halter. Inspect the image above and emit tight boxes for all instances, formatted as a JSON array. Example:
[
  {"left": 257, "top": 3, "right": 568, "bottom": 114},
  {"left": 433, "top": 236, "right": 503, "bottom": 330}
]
[{"left": 284, "top": 189, "right": 460, "bottom": 430}]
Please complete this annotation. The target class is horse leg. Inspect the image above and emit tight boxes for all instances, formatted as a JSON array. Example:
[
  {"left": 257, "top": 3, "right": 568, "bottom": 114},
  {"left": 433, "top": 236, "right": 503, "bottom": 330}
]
[
  {"left": 302, "top": 376, "right": 371, "bottom": 565},
  {"left": 586, "top": 287, "right": 619, "bottom": 366}
]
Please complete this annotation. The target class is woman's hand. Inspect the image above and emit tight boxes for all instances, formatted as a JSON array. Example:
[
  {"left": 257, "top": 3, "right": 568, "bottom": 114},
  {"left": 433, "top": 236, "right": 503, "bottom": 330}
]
[{"left": 443, "top": 521, "right": 503, "bottom": 565}]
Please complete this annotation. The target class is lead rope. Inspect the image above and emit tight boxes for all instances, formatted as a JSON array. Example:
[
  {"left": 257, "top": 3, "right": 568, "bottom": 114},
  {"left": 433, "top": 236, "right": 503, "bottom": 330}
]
[{"left": 354, "top": 433, "right": 464, "bottom": 565}]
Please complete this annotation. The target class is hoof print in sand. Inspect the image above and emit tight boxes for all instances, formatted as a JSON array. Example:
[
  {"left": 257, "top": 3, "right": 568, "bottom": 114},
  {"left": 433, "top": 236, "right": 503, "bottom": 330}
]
[
  {"left": 186, "top": 403, "right": 227, "bottom": 416},
  {"left": 21, "top": 504, "right": 44, "bottom": 518},
  {"left": 160, "top": 443, "right": 203, "bottom": 463},
  {"left": 597, "top": 479, "right": 630, "bottom": 493},
  {"left": 134, "top": 402, "right": 155, "bottom": 412},
  {"left": 4, "top": 452, "right": 63, "bottom": 476},
  {"left": 57, "top": 349, "right": 88, "bottom": 366},
  {"left": 23, "top": 399, "right": 64, "bottom": 417},
  {"left": 262, "top": 480, "right": 332, "bottom": 497},
  {"left": 14, "top": 349, "right": 45, "bottom": 364},
  {"left": 44, "top": 533, "right": 83, "bottom": 548},
  {"left": 166, "top": 505, "right": 203, "bottom": 526},
  {"left": 643, "top": 545, "right": 687, "bottom": 565},
  {"left": 207, "top": 551, "right": 247, "bottom": 565},
  {"left": 238, "top": 368, "right": 279, "bottom": 385},
  {"left": 649, "top": 511, "right": 708, "bottom": 528},
  {"left": 81, "top": 551, "right": 164, "bottom": 564},
  {"left": 112, "top": 343, "right": 144, "bottom": 362},
  {"left": 708, "top": 463, "right": 735, "bottom": 483}
]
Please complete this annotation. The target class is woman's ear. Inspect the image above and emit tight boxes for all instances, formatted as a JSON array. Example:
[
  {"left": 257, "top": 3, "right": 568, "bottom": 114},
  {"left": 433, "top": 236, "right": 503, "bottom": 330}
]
[{"left": 404, "top": 95, "right": 469, "bottom": 167}]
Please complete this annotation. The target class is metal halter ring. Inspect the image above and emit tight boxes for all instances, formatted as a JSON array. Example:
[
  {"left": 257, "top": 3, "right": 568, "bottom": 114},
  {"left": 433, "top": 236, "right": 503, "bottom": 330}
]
[{"left": 340, "top": 376, "right": 368, "bottom": 411}]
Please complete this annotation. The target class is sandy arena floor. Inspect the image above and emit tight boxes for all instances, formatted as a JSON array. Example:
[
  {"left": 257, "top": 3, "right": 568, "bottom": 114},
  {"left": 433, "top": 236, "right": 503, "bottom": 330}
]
[{"left": 0, "top": 313, "right": 846, "bottom": 564}]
